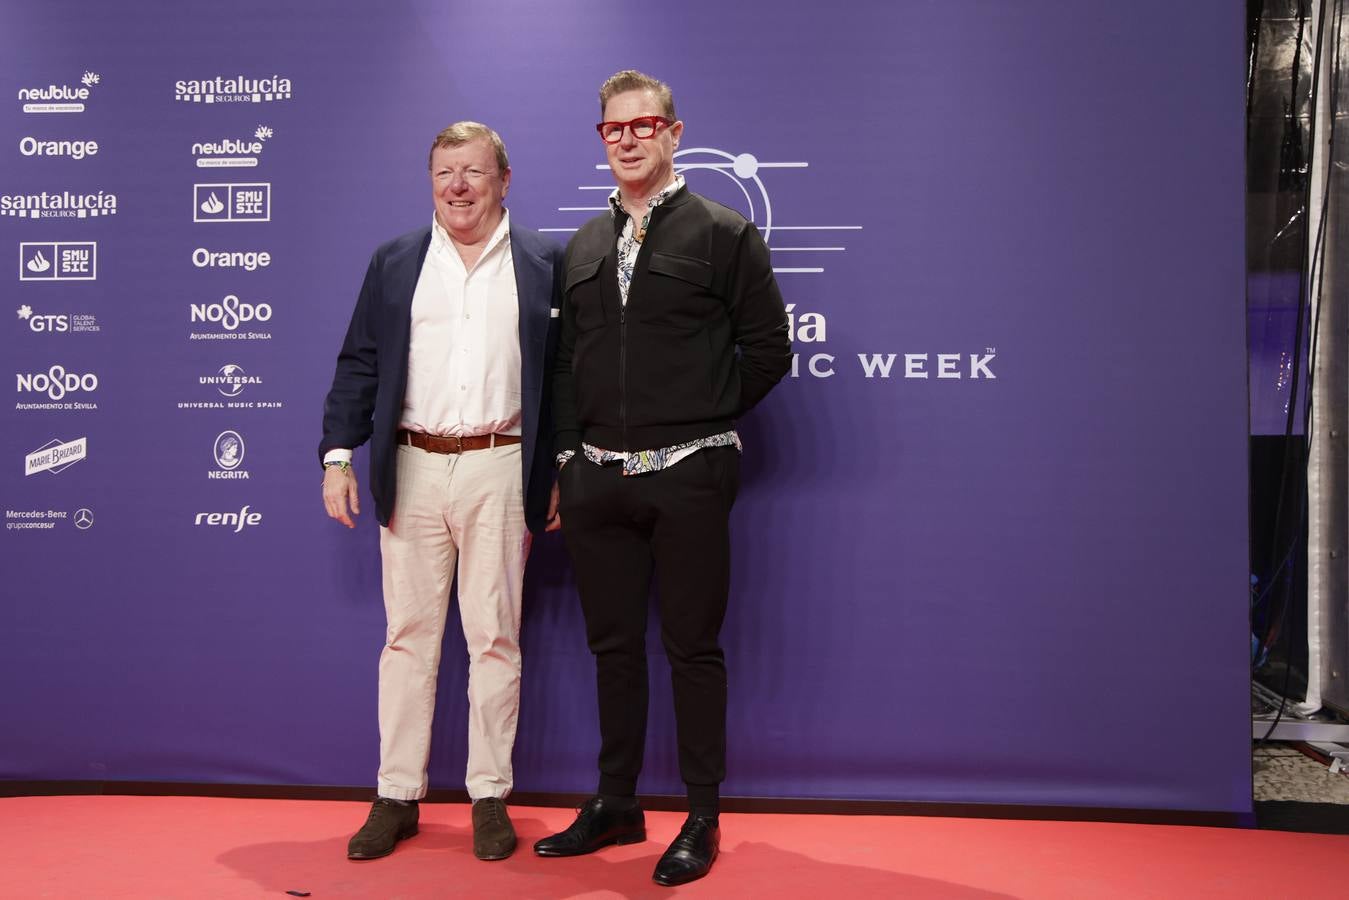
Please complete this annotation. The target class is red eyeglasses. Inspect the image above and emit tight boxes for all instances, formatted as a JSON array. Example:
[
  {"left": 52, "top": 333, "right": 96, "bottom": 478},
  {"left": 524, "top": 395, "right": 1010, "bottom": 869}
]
[{"left": 596, "top": 116, "right": 673, "bottom": 143}]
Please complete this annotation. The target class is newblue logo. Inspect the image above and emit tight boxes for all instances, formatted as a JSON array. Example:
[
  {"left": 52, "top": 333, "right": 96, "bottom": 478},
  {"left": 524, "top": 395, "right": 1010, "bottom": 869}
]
[
  {"left": 175, "top": 75, "right": 291, "bottom": 104},
  {"left": 19, "top": 72, "right": 99, "bottom": 113},
  {"left": 193, "top": 126, "right": 271, "bottom": 168},
  {"left": 20, "top": 242, "right": 96, "bottom": 281},
  {"left": 194, "top": 183, "right": 270, "bottom": 222}
]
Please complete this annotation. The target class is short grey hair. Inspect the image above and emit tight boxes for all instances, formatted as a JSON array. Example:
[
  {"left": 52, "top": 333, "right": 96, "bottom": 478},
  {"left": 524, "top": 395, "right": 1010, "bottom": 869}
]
[
  {"left": 599, "top": 70, "right": 676, "bottom": 120},
  {"left": 428, "top": 121, "right": 509, "bottom": 171}
]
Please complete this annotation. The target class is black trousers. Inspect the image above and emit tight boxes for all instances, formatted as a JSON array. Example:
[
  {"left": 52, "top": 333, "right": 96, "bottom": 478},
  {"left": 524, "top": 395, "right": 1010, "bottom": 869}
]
[{"left": 559, "top": 446, "right": 740, "bottom": 797}]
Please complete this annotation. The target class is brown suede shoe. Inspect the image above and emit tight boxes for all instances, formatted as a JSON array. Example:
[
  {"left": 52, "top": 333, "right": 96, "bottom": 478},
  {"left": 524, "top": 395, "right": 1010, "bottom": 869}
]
[
  {"left": 347, "top": 798, "right": 419, "bottom": 860},
  {"left": 472, "top": 797, "right": 517, "bottom": 860}
]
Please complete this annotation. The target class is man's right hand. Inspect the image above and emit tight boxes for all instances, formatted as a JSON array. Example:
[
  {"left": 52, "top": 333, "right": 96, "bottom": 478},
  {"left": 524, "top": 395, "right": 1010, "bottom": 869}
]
[{"left": 322, "top": 465, "right": 361, "bottom": 528}]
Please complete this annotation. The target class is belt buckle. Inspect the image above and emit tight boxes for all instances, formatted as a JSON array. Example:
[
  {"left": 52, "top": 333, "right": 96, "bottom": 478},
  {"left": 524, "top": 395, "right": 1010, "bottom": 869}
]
[{"left": 450, "top": 435, "right": 464, "bottom": 453}]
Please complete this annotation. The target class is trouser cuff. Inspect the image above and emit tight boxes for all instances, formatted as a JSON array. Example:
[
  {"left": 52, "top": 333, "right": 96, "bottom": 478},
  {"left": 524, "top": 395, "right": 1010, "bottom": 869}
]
[{"left": 598, "top": 774, "right": 638, "bottom": 798}]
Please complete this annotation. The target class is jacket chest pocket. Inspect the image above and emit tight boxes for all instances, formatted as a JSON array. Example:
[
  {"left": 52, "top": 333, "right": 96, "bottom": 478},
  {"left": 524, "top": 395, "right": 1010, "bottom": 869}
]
[
  {"left": 564, "top": 257, "right": 607, "bottom": 331},
  {"left": 641, "top": 251, "right": 720, "bottom": 331}
]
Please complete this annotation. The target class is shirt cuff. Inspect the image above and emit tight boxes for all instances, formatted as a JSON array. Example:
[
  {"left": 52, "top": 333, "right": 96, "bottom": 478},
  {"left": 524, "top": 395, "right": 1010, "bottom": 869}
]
[{"left": 323, "top": 449, "right": 353, "bottom": 465}]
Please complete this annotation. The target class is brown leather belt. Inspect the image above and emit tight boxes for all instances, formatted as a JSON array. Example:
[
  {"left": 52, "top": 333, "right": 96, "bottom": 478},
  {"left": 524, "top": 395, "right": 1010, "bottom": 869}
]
[{"left": 398, "top": 429, "right": 521, "bottom": 454}]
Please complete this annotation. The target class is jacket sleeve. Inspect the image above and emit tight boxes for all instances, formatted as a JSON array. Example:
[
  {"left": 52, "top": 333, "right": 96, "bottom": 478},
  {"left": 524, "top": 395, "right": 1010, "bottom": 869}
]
[
  {"left": 551, "top": 246, "right": 582, "bottom": 459},
  {"left": 725, "top": 220, "right": 792, "bottom": 414},
  {"left": 318, "top": 250, "right": 382, "bottom": 465}
]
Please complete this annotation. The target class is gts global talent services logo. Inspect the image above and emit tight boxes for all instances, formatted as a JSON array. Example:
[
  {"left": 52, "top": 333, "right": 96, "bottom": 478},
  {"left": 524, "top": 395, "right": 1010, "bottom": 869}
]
[
  {"left": 193, "top": 125, "right": 272, "bottom": 168},
  {"left": 175, "top": 74, "right": 291, "bottom": 104},
  {"left": 19, "top": 71, "right": 100, "bottom": 114},
  {"left": 17, "top": 304, "right": 100, "bottom": 335},
  {"left": 1, "top": 189, "right": 117, "bottom": 218}
]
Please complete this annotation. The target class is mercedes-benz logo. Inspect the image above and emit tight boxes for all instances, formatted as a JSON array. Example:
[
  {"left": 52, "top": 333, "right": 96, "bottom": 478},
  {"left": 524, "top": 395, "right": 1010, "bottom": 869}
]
[{"left": 73, "top": 508, "right": 94, "bottom": 530}]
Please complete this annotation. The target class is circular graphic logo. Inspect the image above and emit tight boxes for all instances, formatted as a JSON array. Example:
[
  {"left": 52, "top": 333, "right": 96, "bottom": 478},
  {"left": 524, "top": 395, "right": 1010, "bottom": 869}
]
[
  {"left": 217, "top": 363, "right": 246, "bottom": 397},
  {"left": 213, "top": 430, "right": 245, "bottom": 470},
  {"left": 73, "top": 507, "right": 93, "bottom": 530}
]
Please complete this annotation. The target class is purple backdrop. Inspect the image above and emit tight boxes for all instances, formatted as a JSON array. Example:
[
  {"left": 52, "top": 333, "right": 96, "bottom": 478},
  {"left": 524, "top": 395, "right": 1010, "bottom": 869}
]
[{"left": 0, "top": 0, "right": 1249, "bottom": 813}]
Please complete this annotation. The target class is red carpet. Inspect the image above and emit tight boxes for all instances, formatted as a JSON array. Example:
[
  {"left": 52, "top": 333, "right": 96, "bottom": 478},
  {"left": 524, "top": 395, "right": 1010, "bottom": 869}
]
[{"left": 3, "top": 796, "right": 1345, "bottom": 898}]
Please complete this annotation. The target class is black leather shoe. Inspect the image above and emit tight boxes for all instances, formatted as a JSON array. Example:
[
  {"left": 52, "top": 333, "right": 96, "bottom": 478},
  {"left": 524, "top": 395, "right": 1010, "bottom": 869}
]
[
  {"left": 471, "top": 797, "right": 517, "bottom": 861},
  {"left": 347, "top": 798, "right": 419, "bottom": 860},
  {"left": 533, "top": 796, "right": 646, "bottom": 856},
  {"left": 652, "top": 815, "right": 719, "bottom": 886}
]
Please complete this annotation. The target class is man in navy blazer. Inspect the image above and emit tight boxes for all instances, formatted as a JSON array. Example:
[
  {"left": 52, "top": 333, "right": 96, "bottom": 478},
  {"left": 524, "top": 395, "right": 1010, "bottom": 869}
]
[{"left": 319, "top": 122, "right": 563, "bottom": 863}]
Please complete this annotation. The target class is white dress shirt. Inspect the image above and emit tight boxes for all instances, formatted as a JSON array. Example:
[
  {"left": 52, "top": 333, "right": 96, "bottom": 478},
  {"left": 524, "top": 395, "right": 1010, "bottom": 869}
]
[{"left": 325, "top": 211, "right": 520, "bottom": 465}]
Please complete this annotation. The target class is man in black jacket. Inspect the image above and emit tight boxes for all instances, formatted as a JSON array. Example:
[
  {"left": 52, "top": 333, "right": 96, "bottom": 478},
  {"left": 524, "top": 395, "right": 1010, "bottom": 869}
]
[{"left": 535, "top": 71, "right": 791, "bottom": 886}]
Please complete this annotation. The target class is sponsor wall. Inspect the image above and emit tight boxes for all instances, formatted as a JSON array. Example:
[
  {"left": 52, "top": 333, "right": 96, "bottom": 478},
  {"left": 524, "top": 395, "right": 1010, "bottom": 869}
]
[{"left": 1, "top": 0, "right": 1250, "bottom": 812}]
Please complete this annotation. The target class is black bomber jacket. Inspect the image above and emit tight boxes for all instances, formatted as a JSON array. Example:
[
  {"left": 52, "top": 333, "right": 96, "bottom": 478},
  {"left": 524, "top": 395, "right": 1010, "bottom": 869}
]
[{"left": 552, "top": 187, "right": 792, "bottom": 455}]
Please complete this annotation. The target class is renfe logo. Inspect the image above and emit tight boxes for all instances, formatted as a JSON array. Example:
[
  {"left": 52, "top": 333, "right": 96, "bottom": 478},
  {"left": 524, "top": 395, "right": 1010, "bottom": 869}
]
[{"left": 194, "top": 505, "right": 262, "bottom": 532}]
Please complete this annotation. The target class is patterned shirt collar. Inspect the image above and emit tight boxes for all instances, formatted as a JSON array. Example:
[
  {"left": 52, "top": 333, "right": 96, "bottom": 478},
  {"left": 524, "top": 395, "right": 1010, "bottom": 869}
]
[{"left": 608, "top": 174, "right": 685, "bottom": 219}]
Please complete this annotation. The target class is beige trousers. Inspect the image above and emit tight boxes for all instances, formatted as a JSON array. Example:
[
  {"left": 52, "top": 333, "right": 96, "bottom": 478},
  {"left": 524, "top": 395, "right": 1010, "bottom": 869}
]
[{"left": 376, "top": 442, "right": 528, "bottom": 801}]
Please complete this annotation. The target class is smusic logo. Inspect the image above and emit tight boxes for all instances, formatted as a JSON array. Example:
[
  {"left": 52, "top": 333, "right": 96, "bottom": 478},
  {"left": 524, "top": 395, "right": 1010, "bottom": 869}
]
[
  {"left": 20, "top": 242, "right": 96, "bottom": 281},
  {"left": 194, "top": 183, "right": 270, "bottom": 222},
  {"left": 175, "top": 75, "right": 292, "bottom": 104}
]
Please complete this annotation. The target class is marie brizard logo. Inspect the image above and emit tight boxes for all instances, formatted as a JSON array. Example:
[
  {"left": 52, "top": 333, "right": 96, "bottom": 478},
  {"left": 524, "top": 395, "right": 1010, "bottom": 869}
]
[
  {"left": 25, "top": 436, "right": 86, "bottom": 476},
  {"left": 19, "top": 71, "right": 99, "bottom": 114}
]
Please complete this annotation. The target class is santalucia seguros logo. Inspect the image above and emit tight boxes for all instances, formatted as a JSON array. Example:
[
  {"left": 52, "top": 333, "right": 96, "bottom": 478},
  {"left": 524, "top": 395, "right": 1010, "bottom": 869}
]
[
  {"left": 175, "top": 75, "right": 291, "bottom": 104},
  {"left": 1, "top": 189, "right": 116, "bottom": 218}
]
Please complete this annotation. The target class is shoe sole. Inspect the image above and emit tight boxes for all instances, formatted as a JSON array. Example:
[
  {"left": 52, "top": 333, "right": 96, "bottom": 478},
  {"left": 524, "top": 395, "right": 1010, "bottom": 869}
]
[
  {"left": 347, "top": 824, "right": 420, "bottom": 860},
  {"left": 474, "top": 838, "right": 518, "bottom": 861},
  {"left": 533, "top": 829, "right": 646, "bottom": 857}
]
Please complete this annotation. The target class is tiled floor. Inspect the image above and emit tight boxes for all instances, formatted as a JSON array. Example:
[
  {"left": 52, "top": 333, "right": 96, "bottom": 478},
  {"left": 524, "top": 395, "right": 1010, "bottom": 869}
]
[{"left": 1253, "top": 743, "right": 1349, "bottom": 803}]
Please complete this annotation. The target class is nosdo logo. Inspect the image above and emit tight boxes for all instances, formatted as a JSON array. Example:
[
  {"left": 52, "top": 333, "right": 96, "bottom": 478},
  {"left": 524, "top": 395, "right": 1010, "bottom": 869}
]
[
  {"left": 0, "top": 189, "right": 116, "bottom": 218},
  {"left": 193, "top": 125, "right": 271, "bottom": 168},
  {"left": 19, "top": 137, "right": 99, "bottom": 160},
  {"left": 193, "top": 505, "right": 262, "bottom": 532},
  {"left": 19, "top": 71, "right": 99, "bottom": 113},
  {"left": 175, "top": 75, "right": 291, "bottom": 104},
  {"left": 201, "top": 364, "right": 261, "bottom": 397},
  {"left": 191, "top": 248, "right": 271, "bottom": 271},
  {"left": 191, "top": 294, "right": 273, "bottom": 331},
  {"left": 16, "top": 365, "right": 98, "bottom": 400}
]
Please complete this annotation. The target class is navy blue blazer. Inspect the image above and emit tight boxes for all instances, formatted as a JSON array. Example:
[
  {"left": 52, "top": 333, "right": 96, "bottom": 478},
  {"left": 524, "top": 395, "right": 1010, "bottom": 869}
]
[{"left": 319, "top": 222, "right": 564, "bottom": 532}]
